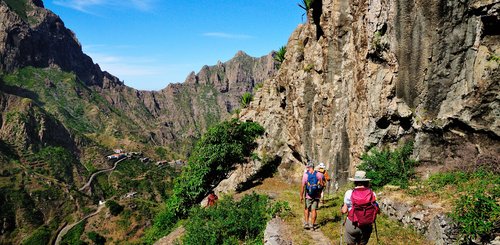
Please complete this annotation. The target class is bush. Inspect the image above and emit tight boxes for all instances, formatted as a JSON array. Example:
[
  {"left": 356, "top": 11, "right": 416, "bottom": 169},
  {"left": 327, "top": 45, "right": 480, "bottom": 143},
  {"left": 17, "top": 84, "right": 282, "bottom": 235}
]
[
  {"left": 144, "top": 119, "right": 265, "bottom": 243},
  {"left": 358, "top": 141, "right": 417, "bottom": 189},
  {"left": 183, "top": 193, "right": 274, "bottom": 244},
  {"left": 240, "top": 92, "right": 253, "bottom": 108},
  {"left": 87, "top": 231, "right": 106, "bottom": 245},
  {"left": 61, "top": 221, "right": 87, "bottom": 245},
  {"left": 36, "top": 146, "right": 76, "bottom": 184},
  {"left": 273, "top": 46, "right": 287, "bottom": 68},
  {"left": 22, "top": 226, "right": 51, "bottom": 245},
  {"left": 445, "top": 170, "right": 500, "bottom": 243},
  {"left": 106, "top": 200, "right": 123, "bottom": 216}
]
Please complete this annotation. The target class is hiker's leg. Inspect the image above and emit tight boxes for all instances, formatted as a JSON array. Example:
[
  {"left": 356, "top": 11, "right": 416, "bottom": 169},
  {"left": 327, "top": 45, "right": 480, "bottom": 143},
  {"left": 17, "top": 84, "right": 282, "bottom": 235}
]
[
  {"left": 304, "top": 199, "right": 311, "bottom": 224},
  {"left": 359, "top": 225, "right": 373, "bottom": 245},
  {"left": 310, "top": 199, "right": 319, "bottom": 226},
  {"left": 344, "top": 218, "right": 362, "bottom": 245}
]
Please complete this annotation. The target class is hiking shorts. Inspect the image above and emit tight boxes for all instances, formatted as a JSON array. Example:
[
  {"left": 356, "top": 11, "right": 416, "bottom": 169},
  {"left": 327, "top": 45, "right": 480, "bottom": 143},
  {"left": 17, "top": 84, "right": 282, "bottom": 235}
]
[
  {"left": 344, "top": 218, "right": 372, "bottom": 245},
  {"left": 304, "top": 198, "right": 319, "bottom": 210}
]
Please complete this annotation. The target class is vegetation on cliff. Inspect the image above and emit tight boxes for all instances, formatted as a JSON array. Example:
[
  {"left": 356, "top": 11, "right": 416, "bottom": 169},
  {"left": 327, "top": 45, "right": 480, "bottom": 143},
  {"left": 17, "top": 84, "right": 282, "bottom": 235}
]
[
  {"left": 144, "top": 119, "right": 265, "bottom": 243},
  {"left": 358, "top": 141, "right": 417, "bottom": 189},
  {"left": 184, "top": 193, "right": 289, "bottom": 244}
]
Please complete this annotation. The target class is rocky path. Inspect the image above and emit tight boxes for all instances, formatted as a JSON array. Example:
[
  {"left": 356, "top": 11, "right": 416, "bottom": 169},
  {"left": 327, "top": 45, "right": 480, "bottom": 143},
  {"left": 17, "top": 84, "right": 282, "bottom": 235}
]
[
  {"left": 79, "top": 157, "right": 128, "bottom": 191},
  {"left": 264, "top": 217, "right": 333, "bottom": 245},
  {"left": 54, "top": 203, "right": 106, "bottom": 245},
  {"left": 307, "top": 227, "right": 333, "bottom": 245}
]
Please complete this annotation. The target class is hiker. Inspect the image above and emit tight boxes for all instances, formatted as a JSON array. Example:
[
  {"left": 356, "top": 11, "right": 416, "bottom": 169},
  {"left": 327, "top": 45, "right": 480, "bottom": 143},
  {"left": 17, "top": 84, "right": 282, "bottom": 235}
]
[
  {"left": 341, "top": 171, "right": 379, "bottom": 245},
  {"left": 300, "top": 162, "right": 324, "bottom": 230},
  {"left": 206, "top": 190, "right": 218, "bottom": 207},
  {"left": 317, "top": 162, "right": 331, "bottom": 203}
]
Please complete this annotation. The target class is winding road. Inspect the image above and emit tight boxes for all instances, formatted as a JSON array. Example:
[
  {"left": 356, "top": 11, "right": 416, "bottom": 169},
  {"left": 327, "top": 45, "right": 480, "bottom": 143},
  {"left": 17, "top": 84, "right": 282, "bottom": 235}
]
[
  {"left": 79, "top": 157, "right": 128, "bottom": 191},
  {"left": 54, "top": 203, "right": 106, "bottom": 245},
  {"left": 55, "top": 157, "right": 129, "bottom": 244}
]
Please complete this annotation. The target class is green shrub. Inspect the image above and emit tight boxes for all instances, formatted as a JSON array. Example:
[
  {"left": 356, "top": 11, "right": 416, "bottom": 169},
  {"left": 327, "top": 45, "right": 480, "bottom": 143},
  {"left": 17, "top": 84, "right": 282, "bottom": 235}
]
[
  {"left": 240, "top": 92, "right": 253, "bottom": 108},
  {"left": 22, "top": 226, "right": 51, "bottom": 245},
  {"left": 155, "top": 147, "right": 168, "bottom": 159},
  {"left": 61, "top": 221, "right": 86, "bottom": 245},
  {"left": 273, "top": 46, "right": 287, "bottom": 68},
  {"left": 4, "top": 0, "right": 28, "bottom": 21},
  {"left": 446, "top": 170, "right": 500, "bottom": 243},
  {"left": 358, "top": 141, "right": 417, "bottom": 189},
  {"left": 268, "top": 200, "right": 292, "bottom": 219},
  {"left": 488, "top": 54, "right": 500, "bottom": 63},
  {"left": 106, "top": 200, "right": 123, "bottom": 216},
  {"left": 87, "top": 231, "right": 106, "bottom": 245},
  {"left": 144, "top": 119, "right": 265, "bottom": 243},
  {"left": 36, "top": 146, "right": 76, "bottom": 184},
  {"left": 183, "top": 193, "right": 272, "bottom": 244}
]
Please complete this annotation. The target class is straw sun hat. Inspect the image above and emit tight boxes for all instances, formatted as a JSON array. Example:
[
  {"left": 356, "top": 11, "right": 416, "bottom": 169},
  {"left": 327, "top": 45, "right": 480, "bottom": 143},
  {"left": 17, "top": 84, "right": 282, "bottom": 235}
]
[{"left": 348, "top": 170, "right": 371, "bottom": 182}]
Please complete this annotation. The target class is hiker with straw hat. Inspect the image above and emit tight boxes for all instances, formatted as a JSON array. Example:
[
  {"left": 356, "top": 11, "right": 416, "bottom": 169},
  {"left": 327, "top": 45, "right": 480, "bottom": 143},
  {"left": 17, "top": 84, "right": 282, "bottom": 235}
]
[{"left": 341, "top": 171, "right": 379, "bottom": 245}]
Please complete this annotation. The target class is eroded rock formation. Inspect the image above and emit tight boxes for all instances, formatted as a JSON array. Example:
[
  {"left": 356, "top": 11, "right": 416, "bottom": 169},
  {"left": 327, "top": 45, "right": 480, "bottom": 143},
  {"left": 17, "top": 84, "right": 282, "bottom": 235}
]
[{"left": 241, "top": 0, "right": 499, "bottom": 183}]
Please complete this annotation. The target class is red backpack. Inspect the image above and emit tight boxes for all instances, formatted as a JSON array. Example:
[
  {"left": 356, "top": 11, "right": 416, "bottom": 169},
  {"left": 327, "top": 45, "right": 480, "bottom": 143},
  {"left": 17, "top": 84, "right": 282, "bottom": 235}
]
[{"left": 348, "top": 187, "right": 378, "bottom": 227}]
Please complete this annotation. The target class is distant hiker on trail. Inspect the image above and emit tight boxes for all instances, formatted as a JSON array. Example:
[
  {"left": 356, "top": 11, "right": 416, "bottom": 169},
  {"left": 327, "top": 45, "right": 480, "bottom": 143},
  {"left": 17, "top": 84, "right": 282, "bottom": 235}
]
[
  {"left": 341, "top": 171, "right": 379, "bottom": 245},
  {"left": 317, "top": 162, "right": 331, "bottom": 203},
  {"left": 300, "top": 162, "right": 324, "bottom": 230},
  {"left": 206, "top": 190, "right": 218, "bottom": 207}
]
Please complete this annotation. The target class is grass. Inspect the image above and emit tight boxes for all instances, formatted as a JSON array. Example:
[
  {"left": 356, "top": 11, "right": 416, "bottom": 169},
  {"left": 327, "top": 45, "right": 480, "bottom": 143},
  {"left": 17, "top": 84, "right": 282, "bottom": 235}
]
[
  {"left": 236, "top": 177, "right": 429, "bottom": 244},
  {"left": 3, "top": 0, "right": 28, "bottom": 21}
]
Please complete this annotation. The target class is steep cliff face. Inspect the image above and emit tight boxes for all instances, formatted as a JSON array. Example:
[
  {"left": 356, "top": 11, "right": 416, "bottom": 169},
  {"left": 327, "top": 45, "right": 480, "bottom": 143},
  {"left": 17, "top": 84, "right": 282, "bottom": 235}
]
[
  {"left": 0, "top": 0, "right": 277, "bottom": 155},
  {"left": 241, "top": 0, "right": 499, "bottom": 183},
  {"left": 100, "top": 51, "right": 276, "bottom": 151}
]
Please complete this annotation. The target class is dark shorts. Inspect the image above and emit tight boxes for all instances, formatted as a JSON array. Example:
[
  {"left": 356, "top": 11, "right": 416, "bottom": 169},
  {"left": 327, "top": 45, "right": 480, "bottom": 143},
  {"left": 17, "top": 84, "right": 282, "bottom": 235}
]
[
  {"left": 304, "top": 198, "right": 319, "bottom": 210},
  {"left": 344, "top": 218, "right": 373, "bottom": 245}
]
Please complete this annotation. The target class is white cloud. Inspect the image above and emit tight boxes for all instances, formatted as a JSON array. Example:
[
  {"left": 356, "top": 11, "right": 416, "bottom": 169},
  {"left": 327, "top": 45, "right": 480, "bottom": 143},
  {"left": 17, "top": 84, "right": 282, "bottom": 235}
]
[
  {"left": 203, "top": 32, "right": 253, "bottom": 39},
  {"left": 84, "top": 47, "right": 193, "bottom": 90},
  {"left": 53, "top": 0, "right": 156, "bottom": 13}
]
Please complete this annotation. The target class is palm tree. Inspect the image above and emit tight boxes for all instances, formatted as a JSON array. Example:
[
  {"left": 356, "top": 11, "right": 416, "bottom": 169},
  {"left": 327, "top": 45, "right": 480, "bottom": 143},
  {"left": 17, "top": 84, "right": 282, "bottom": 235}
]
[{"left": 273, "top": 46, "right": 287, "bottom": 69}]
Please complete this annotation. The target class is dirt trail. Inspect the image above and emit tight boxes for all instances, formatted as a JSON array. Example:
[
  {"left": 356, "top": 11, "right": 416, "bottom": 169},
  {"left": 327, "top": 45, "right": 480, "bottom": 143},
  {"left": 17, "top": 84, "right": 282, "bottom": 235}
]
[{"left": 307, "top": 228, "right": 333, "bottom": 245}]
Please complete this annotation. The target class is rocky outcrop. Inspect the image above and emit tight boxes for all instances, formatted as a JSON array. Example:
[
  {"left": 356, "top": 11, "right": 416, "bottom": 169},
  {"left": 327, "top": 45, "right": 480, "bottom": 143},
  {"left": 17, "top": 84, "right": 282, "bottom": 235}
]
[
  {"left": 241, "top": 0, "right": 500, "bottom": 183},
  {"left": 100, "top": 51, "right": 276, "bottom": 151},
  {"left": 380, "top": 197, "right": 458, "bottom": 245},
  {"left": 0, "top": 0, "right": 121, "bottom": 87}
]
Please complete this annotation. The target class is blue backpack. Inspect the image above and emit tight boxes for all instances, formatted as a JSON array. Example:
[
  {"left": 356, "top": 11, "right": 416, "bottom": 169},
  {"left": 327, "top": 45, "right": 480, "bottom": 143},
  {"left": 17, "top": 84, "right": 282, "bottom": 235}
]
[{"left": 306, "top": 171, "right": 322, "bottom": 197}]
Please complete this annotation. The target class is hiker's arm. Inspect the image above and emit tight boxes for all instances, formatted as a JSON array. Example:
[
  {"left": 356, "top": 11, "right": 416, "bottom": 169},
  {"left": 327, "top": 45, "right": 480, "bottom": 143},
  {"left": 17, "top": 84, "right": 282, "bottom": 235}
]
[
  {"left": 300, "top": 183, "right": 305, "bottom": 201},
  {"left": 341, "top": 204, "right": 348, "bottom": 214}
]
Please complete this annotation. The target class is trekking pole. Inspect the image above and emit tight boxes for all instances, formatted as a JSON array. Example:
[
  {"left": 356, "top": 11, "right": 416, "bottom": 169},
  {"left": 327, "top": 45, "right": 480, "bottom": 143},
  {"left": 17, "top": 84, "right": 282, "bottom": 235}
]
[
  {"left": 339, "top": 215, "right": 343, "bottom": 245},
  {"left": 374, "top": 220, "right": 379, "bottom": 244}
]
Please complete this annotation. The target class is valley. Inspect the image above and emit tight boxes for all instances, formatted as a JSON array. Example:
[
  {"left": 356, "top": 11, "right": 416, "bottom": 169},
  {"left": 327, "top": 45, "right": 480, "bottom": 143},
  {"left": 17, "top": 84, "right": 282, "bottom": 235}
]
[{"left": 0, "top": 0, "right": 499, "bottom": 244}]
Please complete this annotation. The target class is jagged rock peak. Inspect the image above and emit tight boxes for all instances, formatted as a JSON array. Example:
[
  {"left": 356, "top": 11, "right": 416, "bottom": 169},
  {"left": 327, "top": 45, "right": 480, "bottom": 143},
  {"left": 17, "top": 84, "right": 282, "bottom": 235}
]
[
  {"left": 235, "top": 50, "right": 249, "bottom": 57},
  {"left": 0, "top": 0, "right": 123, "bottom": 88}
]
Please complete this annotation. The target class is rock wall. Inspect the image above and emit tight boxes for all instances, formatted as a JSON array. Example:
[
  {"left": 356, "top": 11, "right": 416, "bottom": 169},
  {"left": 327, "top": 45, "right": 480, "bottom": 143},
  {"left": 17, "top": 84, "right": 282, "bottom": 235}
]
[
  {"left": 379, "top": 197, "right": 458, "bottom": 245},
  {"left": 241, "top": 0, "right": 500, "bottom": 183}
]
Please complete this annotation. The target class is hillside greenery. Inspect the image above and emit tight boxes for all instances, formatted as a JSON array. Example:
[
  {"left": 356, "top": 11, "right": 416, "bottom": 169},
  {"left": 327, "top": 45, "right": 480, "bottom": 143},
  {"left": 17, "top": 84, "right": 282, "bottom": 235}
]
[
  {"left": 144, "top": 119, "right": 265, "bottom": 243},
  {"left": 184, "top": 193, "right": 289, "bottom": 244},
  {"left": 3, "top": 0, "right": 28, "bottom": 21},
  {"left": 358, "top": 141, "right": 417, "bottom": 188},
  {"left": 414, "top": 170, "right": 500, "bottom": 243}
]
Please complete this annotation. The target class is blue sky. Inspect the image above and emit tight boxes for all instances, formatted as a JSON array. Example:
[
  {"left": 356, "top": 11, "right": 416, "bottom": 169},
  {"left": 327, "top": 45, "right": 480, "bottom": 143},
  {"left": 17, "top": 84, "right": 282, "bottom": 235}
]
[{"left": 43, "top": 0, "right": 304, "bottom": 91}]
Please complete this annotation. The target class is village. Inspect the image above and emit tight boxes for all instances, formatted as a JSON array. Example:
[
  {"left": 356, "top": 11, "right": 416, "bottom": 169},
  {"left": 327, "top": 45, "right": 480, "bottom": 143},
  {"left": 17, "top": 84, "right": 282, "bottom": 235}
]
[{"left": 106, "top": 149, "right": 185, "bottom": 168}]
